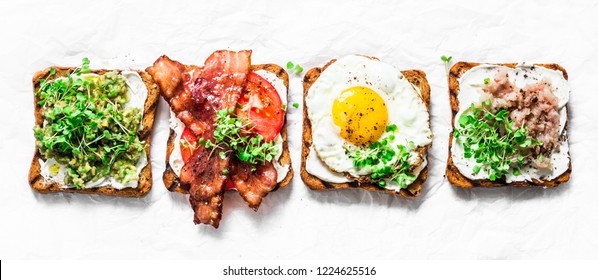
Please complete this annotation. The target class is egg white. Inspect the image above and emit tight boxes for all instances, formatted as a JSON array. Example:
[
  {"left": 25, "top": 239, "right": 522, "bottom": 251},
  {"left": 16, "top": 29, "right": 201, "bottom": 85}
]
[{"left": 305, "top": 55, "right": 433, "bottom": 183}]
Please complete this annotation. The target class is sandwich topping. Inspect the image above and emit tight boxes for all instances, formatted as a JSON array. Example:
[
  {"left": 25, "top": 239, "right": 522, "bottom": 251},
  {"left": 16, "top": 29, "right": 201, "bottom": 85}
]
[
  {"left": 452, "top": 64, "right": 570, "bottom": 182},
  {"left": 200, "top": 108, "right": 279, "bottom": 167},
  {"left": 305, "top": 55, "right": 433, "bottom": 191},
  {"left": 169, "top": 68, "right": 290, "bottom": 186},
  {"left": 481, "top": 68, "right": 561, "bottom": 155},
  {"left": 34, "top": 58, "right": 147, "bottom": 189},
  {"left": 148, "top": 51, "right": 288, "bottom": 228}
]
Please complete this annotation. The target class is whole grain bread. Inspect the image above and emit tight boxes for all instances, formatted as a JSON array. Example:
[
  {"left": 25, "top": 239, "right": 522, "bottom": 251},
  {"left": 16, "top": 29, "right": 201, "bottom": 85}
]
[
  {"left": 446, "top": 62, "right": 571, "bottom": 188},
  {"left": 300, "top": 57, "right": 432, "bottom": 198},
  {"left": 29, "top": 67, "right": 160, "bottom": 197},
  {"left": 162, "top": 63, "right": 293, "bottom": 193}
]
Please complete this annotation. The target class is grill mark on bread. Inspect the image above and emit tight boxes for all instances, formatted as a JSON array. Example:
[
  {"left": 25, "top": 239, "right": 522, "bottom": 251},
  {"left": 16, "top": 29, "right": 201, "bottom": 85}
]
[
  {"left": 139, "top": 129, "right": 151, "bottom": 143},
  {"left": 276, "top": 68, "right": 285, "bottom": 78},
  {"left": 30, "top": 174, "right": 42, "bottom": 185},
  {"left": 144, "top": 96, "right": 159, "bottom": 121},
  {"left": 165, "top": 164, "right": 181, "bottom": 192},
  {"left": 322, "top": 181, "right": 334, "bottom": 189},
  {"left": 167, "top": 127, "right": 176, "bottom": 150}
]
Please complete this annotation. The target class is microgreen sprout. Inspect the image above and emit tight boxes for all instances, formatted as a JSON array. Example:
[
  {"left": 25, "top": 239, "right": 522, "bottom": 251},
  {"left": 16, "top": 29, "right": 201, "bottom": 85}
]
[
  {"left": 347, "top": 126, "right": 416, "bottom": 189},
  {"left": 198, "top": 108, "right": 279, "bottom": 166},
  {"left": 81, "top": 57, "right": 91, "bottom": 74},
  {"left": 441, "top": 55, "right": 453, "bottom": 76},
  {"left": 286, "top": 61, "right": 303, "bottom": 75},
  {"left": 454, "top": 103, "right": 543, "bottom": 181},
  {"left": 34, "top": 58, "right": 144, "bottom": 188}
]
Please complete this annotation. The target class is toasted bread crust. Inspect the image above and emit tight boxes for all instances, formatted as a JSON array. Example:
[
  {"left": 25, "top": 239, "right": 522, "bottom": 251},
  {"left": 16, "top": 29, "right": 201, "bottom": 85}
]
[
  {"left": 300, "top": 57, "right": 432, "bottom": 198},
  {"left": 29, "top": 67, "right": 160, "bottom": 197},
  {"left": 446, "top": 62, "right": 571, "bottom": 188},
  {"left": 163, "top": 63, "right": 293, "bottom": 194}
]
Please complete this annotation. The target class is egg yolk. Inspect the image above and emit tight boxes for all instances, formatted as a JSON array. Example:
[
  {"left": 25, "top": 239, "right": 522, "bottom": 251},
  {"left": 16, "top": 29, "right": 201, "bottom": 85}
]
[{"left": 332, "top": 86, "right": 388, "bottom": 146}]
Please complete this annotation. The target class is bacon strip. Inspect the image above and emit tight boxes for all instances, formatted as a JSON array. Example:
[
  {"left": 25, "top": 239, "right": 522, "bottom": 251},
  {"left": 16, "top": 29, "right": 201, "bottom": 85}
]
[
  {"left": 230, "top": 158, "right": 278, "bottom": 210},
  {"left": 147, "top": 51, "right": 251, "bottom": 227},
  {"left": 148, "top": 50, "right": 281, "bottom": 226}
]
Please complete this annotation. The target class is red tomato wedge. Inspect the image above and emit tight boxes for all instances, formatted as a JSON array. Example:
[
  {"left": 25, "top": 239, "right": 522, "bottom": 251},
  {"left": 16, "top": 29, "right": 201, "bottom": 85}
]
[
  {"left": 180, "top": 127, "right": 197, "bottom": 163},
  {"left": 235, "top": 72, "right": 284, "bottom": 141},
  {"left": 225, "top": 179, "right": 235, "bottom": 190}
]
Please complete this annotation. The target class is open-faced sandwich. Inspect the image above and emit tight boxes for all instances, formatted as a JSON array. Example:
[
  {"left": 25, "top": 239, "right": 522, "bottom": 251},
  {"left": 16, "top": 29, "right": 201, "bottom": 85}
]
[
  {"left": 29, "top": 58, "right": 160, "bottom": 197},
  {"left": 301, "top": 55, "right": 433, "bottom": 197},
  {"left": 447, "top": 62, "right": 571, "bottom": 187},
  {"left": 147, "top": 50, "right": 292, "bottom": 228}
]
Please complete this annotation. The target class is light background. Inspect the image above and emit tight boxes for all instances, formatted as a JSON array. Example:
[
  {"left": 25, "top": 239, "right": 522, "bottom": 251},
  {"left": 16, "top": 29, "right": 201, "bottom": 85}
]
[{"left": 1, "top": 0, "right": 597, "bottom": 259}]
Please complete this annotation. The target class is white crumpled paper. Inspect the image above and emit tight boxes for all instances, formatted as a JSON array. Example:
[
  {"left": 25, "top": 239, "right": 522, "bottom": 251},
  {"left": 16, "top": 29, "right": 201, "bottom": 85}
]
[{"left": 1, "top": 0, "right": 598, "bottom": 259}]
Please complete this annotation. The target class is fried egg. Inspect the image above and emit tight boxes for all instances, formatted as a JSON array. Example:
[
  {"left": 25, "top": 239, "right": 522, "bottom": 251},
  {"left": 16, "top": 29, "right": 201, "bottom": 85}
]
[{"left": 305, "top": 55, "right": 432, "bottom": 184}]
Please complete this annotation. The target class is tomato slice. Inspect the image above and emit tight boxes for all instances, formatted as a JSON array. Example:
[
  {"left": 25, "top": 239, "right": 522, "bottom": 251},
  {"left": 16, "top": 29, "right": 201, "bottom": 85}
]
[
  {"left": 179, "top": 127, "right": 197, "bottom": 163},
  {"left": 235, "top": 72, "right": 284, "bottom": 141},
  {"left": 225, "top": 179, "right": 236, "bottom": 190}
]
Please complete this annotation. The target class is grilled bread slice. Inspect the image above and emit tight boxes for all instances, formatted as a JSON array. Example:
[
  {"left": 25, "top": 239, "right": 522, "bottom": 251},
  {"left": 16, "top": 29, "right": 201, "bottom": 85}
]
[
  {"left": 29, "top": 67, "right": 160, "bottom": 197},
  {"left": 300, "top": 57, "right": 431, "bottom": 198},
  {"left": 446, "top": 62, "right": 571, "bottom": 188},
  {"left": 162, "top": 63, "right": 293, "bottom": 193}
]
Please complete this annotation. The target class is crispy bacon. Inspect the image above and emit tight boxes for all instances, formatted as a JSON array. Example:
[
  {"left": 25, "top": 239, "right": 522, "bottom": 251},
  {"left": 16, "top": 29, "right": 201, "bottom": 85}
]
[
  {"left": 148, "top": 50, "right": 282, "bottom": 227},
  {"left": 147, "top": 50, "right": 251, "bottom": 227},
  {"left": 146, "top": 56, "right": 206, "bottom": 135},
  {"left": 230, "top": 157, "right": 278, "bottom": 210}
]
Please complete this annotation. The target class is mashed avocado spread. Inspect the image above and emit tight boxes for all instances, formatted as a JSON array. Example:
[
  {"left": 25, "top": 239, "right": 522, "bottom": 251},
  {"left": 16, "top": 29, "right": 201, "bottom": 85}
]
[{"left": 34, "top": 59, "right": 145, "bottom": 189}]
